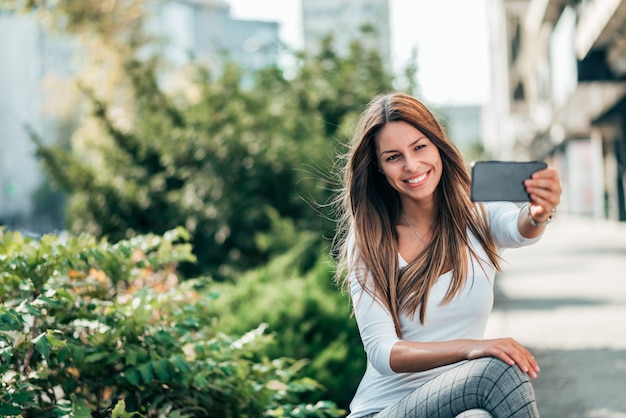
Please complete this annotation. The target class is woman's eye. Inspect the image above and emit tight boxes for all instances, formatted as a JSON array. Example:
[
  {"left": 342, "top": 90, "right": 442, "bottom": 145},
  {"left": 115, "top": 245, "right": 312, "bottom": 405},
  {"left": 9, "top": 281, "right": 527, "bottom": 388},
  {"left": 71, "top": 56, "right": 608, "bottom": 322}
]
[
  {"left": 386, "top": 154, "right": 399, "bottom": 162},
  {"left": 415, "top": 144, "right": 425, "bottom": 151}
]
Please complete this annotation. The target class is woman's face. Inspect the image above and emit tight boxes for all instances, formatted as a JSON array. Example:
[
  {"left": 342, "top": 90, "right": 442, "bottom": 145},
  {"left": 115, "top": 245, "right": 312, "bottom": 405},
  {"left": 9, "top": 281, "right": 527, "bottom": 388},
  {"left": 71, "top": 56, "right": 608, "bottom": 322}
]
[{"left": 375, "top": 121, "right": 443, "bottom": 204}]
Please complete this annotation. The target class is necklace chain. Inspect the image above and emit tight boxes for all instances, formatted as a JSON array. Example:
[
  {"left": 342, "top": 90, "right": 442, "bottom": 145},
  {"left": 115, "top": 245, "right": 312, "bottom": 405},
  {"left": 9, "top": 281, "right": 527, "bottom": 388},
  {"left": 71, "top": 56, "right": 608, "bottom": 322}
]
[{"left": 401, "top": 212, "right": 428, "bottom": 246}]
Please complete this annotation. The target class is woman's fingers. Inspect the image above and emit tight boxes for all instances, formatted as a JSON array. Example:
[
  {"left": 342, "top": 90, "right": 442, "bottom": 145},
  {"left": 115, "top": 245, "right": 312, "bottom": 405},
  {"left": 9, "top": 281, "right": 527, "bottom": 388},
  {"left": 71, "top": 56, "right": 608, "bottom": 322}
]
[
  {"left": 467, "top": 338, "right": 540, "bottom": 378},
  {"left": 506, "top": 339, "right": 540, "bottom": 378},
  {"left": 524, "top": 168, "right": 562, "bottom": 218}
]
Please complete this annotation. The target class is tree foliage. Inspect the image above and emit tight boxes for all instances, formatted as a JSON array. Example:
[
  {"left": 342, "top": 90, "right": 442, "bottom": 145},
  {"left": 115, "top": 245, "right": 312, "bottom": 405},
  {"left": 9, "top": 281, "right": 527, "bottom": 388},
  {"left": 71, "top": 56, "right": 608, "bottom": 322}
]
[{"left": 22, "top": 3, "right": 396, "bottom": 279}]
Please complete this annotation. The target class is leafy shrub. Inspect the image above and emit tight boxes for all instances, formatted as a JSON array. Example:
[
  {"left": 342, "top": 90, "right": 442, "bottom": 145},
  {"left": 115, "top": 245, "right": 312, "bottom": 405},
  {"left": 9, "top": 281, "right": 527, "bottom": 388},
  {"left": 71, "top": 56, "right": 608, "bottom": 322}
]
[
  {"left": 211, "top": 230, "right": 366, "bottom": 411},
  {"left": 0, "top": 228, "right": 343, "bottom": 417}
]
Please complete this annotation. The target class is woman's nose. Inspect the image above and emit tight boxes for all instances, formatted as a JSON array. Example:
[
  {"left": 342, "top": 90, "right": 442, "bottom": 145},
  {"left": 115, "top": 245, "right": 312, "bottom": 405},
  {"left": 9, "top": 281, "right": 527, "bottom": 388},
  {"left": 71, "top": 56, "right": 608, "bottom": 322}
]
[{"left": 403, "top": 156, "right": 420, "bottom": 172}]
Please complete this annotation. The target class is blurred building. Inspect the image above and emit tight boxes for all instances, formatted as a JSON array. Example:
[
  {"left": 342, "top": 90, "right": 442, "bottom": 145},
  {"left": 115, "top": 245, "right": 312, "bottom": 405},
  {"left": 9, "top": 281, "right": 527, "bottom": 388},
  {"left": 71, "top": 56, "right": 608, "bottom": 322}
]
[
  {"left": 0, "top": 12, "right": 76, "bottom": 233},
  {"left": 153, "top": 0, "right": 280, "bottom": 73},
  {"left": 484, "top": 0, "right": 626, "bottom": 221},
  {"left": 0, "top": 1, "right": 281, "bottom": 234},
  {"left": 301, "top": 0, "right": 392, "bottom": 70}
]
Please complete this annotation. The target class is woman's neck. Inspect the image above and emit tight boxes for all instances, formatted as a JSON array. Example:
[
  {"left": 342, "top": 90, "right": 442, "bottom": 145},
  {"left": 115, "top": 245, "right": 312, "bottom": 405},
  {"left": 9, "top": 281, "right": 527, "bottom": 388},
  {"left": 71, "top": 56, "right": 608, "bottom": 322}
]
[{"left": 400, "top": 198, "right": 437, "bottom": 227}]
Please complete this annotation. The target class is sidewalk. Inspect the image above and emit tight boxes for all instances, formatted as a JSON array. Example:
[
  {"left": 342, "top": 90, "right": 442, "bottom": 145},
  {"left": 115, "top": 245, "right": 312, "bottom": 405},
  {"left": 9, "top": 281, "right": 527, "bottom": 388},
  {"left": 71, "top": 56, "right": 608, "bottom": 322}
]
[{"left": 485, "top": 214, "right": 626, "bottom": 418}]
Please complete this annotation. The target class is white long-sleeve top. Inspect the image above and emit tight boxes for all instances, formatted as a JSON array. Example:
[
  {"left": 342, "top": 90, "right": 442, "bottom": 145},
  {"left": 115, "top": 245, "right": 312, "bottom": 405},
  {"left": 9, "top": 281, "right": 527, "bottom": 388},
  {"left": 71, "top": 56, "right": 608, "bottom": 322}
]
[{"left": 347, "top": 202, "right": 541, "bottom": 417}]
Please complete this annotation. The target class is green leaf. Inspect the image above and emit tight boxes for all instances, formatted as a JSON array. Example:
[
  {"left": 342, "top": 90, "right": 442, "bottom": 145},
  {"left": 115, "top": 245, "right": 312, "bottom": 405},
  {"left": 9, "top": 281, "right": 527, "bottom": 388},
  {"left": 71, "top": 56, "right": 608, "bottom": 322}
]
[
  {"left": 53, "top": 399, "right": 72, "bottom": 415},
  {"left": 0, "top": 403, "right": 22, "bottom": 416},
  {"left": 138, "top": 363, "right": 153, "bottom": 384},
  {"left": 152, "top": 359, "right": 170, "bottom": 383},
  {"left": 37, "top": 295, "right": 63, "bottom": 308},
  {"left": 71, "top": 394, "right": 92, "bottom": 418},
  {"left": 0, "top": 311, "right": 23, "bottom": 331},
  {"left": 57, "top": 346, "right": 71, "bottom": 363},
  {"left": 117, "top": 244, "right": 132, "bottom": 258},
  {"left": 111, "top": 399, "right": 127, "bottom": 418},
  {"left": 170, "top": 354, "right": 191, "bottom": 373},
  {"left": 124, "top": 368, "right": 140, "bottom": 387},
  {"left": 0, "top": 346, "right": 13, "bottom": 362},
  {"left": 6, "top": 392, "right": 35, "bottom": 406},
  {"left": 54, "top": 288, "right": 74, "bottom": 301},
  {"left": 111, "top": 399, "right": 140, "bottom": 418},
  {"left": 147, "top": 257, "right": 159, "bottom": 268},
  {"left": 43, "top": 330, "right": 66, "bottom": 348},
  {"left": 92, "top": 250, "right": 106, "bottom": 264},
  {"left": 21, "top": 302, "right": 42, "bottom": 316},
  {"left": 125, "top": 349, "right": 138, "bottom": 366},
  {"left": 193, "top": 373, "right": 208, "bottom": 389},
  {"left": 84, "top": 351, "right": 109, "bottom": 364},
  {"left": 33, "top": 332, "right": 51, "bottom": 362}
]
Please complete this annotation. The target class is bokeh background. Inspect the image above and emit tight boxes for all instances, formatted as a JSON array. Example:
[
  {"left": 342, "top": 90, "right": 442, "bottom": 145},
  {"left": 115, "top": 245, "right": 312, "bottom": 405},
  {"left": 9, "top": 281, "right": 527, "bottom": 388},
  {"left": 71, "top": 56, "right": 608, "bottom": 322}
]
[{"left": 1, "top": 0, "right": 625, "bottom": 417}]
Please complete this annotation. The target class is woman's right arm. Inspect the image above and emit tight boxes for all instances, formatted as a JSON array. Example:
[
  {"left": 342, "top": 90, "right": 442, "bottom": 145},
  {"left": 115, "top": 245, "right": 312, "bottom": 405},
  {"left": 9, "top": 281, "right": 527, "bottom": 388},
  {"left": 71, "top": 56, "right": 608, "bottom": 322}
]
[
  {"left": 351, "top": 275, "right": 539, "bottom": 378},
  {"left": 390, "top": 338, "right": 539, "bottom": 378}
]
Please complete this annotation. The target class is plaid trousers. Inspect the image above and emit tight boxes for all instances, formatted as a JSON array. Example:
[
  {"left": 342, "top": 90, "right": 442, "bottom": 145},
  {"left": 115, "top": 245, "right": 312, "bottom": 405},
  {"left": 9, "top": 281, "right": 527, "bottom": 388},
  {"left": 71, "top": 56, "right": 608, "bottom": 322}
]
[{"left": 359, "top": 357, "right": 539, "bottom": 418}]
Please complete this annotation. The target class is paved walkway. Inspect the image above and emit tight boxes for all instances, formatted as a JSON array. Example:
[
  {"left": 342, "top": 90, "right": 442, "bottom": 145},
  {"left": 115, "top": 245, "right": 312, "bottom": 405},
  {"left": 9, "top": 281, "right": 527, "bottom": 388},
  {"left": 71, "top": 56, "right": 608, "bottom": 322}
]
[{"left": 485, "top": 214, "right": 626, "bottom": 418}]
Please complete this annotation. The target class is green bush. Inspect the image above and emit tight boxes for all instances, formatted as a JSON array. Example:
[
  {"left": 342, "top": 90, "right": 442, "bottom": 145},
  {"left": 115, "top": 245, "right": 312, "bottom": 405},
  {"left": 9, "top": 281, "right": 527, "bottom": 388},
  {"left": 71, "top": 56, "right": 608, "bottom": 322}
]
[
  {"left": 211, "top": 230, "right": 366, "bottom": 411},
  {"left": 0, "top": 228, "right": 343, "bottom": 417}
]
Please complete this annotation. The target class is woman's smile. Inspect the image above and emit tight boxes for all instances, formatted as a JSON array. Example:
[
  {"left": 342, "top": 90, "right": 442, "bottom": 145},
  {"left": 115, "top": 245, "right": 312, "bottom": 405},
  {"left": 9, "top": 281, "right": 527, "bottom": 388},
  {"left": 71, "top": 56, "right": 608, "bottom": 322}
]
[{"left": 406, "top": 171, "right": 429, "bottom": 185}]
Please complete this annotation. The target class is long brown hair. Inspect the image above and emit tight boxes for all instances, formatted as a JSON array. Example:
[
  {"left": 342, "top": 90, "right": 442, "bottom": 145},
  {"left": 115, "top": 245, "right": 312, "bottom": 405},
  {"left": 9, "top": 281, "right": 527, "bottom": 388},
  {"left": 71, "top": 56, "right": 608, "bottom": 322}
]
[{"left": 333, "top": 92, "right": 501, "bottom": 337}]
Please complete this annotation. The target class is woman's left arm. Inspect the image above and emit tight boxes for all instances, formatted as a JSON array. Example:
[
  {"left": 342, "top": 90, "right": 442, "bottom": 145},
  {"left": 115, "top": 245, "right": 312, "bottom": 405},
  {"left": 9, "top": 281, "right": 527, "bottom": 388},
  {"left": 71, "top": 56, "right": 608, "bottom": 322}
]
[{"left": 518, "top": 167, "right": 563, "bottom": 238}]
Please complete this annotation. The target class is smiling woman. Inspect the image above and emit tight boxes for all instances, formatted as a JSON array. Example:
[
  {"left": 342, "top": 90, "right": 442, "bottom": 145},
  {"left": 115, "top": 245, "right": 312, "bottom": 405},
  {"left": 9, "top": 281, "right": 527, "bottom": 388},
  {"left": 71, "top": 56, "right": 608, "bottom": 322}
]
[{"left": 331, "top": 91, "right": 562, "bottom": 418}]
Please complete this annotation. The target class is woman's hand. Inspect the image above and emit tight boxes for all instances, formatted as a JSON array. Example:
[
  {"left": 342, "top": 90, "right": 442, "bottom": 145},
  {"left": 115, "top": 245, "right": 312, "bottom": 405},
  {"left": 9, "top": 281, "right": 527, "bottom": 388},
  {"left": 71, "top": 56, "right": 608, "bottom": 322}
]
[
  {"left": 465, "top": 337, "right": 540, "bottom": 378},
  {"left": 518, "top": 167, "right": 562, "bottom": 238},
  {"left": 524, "top": 167, "right": 562, "bottom": 223}
]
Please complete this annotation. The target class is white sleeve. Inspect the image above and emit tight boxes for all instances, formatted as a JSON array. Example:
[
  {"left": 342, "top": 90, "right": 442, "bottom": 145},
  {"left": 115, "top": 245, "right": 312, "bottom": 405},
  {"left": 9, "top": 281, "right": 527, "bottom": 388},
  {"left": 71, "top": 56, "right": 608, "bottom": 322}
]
[
  {"left": 349, "top": 265, "right": 400, "bottom": 376},
  {"left": 486, "top": 202, "right": 542, "bottom": 249}
]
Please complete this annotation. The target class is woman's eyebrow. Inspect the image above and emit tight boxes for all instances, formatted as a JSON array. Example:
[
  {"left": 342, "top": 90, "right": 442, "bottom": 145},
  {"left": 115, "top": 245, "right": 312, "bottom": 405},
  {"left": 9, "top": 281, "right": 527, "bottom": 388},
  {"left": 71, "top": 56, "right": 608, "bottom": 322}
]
[
  {"left": 412, "top": 136, "right": 427, "bottom": 145},
  {"left": 379, "top": 137, "right": 427, "bottom": 156},
  {"left": 380, "top": 148, "right": 397, "bottom": 157}
]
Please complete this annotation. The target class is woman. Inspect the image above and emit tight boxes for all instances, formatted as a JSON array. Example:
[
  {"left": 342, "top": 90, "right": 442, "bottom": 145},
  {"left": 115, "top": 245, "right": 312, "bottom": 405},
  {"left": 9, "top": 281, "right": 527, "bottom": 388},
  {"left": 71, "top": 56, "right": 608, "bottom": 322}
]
[{"left": 332, "top": 92, "right": 562, "bottom": 417}]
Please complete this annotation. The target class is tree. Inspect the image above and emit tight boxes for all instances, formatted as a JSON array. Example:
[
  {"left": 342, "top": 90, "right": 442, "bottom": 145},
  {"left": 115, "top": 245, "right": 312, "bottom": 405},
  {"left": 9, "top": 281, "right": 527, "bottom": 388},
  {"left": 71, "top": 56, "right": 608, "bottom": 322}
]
[{"left": 18, "top": 0, "right": 397, "bottom": 278}]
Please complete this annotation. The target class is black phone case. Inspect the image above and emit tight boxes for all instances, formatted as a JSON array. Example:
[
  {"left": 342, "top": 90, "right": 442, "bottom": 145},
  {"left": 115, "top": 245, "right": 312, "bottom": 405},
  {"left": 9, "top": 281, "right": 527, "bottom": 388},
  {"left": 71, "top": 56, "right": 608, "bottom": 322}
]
[{"left": 470, "top": 161, "right": 547, "bottom": 202}]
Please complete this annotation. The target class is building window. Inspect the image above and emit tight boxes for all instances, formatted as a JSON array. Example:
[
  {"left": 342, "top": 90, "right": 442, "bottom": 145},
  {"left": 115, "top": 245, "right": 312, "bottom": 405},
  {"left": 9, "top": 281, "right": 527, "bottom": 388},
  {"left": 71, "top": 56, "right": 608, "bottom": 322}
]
[
  {"left": 513, "top": 81, "right": 525, "bottom": 101},
  {"left": 510, "top": 19, "right": 521, "bottom": 64}
]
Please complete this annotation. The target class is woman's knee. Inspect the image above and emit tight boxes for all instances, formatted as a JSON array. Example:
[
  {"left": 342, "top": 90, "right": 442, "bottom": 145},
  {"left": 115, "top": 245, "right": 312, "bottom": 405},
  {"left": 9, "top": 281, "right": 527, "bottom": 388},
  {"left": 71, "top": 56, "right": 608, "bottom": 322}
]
[
  {"left": 469, "top": 357, "right": 531, "bottom": 387},
  {"left": 467, "top": 357, "right": 538, "bottom": 417},
  {"left": 462, "top": 357, "right": 535, "bottom": 404}
]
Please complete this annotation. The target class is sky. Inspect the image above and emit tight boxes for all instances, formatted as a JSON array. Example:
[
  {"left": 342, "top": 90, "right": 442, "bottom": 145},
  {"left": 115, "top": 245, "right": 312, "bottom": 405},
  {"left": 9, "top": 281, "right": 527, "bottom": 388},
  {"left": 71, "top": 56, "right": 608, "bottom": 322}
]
[{"left": 227, "top": 0, "right": 491, "bottom": 106}]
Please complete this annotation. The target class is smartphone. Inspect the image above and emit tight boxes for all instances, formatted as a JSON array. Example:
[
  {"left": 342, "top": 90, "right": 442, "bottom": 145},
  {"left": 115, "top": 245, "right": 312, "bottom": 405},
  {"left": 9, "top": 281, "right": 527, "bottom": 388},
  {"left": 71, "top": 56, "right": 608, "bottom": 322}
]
[{"left": 470, "top": 161, "right": 547, "bottom": 202}]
